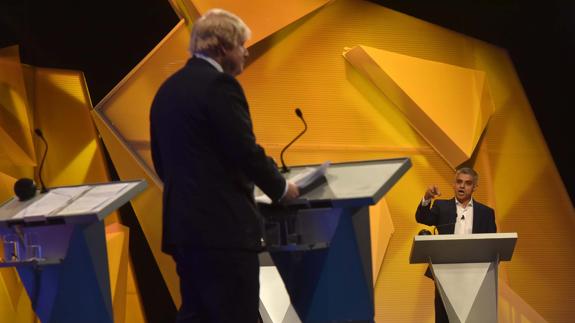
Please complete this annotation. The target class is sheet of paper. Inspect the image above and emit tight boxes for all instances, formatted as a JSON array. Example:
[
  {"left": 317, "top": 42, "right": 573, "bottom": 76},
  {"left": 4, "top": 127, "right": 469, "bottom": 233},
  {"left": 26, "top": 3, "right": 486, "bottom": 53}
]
[
  {"left": 57, "top": 183, "right": 131, "bottom": 215},
  {"left": 290, "top": 161, "right": 330, "bottom": 189},
  {"left": 11, "top": 186, "right": 92, "bottom": 220},
  {"left": 254, "top": 161, "right": 330, "bottom": 204}
]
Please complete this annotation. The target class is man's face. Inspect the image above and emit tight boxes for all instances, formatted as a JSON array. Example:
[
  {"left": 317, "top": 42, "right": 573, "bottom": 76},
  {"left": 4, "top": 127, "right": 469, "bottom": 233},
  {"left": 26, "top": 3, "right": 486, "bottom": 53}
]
[
  {"left": 453, "top": 172, "right": 476, "bottom": 203},
  {"left": 221, "top": 43, "right": 248, "bottom": 76}
]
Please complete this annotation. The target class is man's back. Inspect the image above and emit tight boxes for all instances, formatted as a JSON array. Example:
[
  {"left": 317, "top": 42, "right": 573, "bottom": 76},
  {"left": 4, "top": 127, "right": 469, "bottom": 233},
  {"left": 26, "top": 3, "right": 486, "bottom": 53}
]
[{"left": 150, "top": 57, "right": 284, "bottom": 253}]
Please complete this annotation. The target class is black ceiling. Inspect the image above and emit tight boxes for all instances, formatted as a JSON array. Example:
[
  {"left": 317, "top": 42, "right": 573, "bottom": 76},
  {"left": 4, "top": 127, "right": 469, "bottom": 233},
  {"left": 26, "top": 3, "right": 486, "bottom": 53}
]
[{"left": 1, "top": 0, "right": 573, "bottom": 203}]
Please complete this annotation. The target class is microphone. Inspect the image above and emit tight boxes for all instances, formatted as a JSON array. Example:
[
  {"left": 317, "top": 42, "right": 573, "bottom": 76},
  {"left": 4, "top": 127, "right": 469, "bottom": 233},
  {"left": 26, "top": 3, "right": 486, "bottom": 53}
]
[
  {"left": 14, "top": 178, "right": 37, "bottom": 201},
  {"left": 280, "top": 108, "right": 308, "bottom": 173},
  {"left": 34, "top": 129, "right": 49, "bottom": 193}
]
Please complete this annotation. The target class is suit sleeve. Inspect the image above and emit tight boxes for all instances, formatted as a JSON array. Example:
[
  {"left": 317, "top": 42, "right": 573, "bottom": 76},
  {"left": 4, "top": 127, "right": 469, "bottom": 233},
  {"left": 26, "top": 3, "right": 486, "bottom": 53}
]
[
  {"left": 488, "top": 208, "right": 497, "bottom": 233},
  {"left": 205, "top": 74, "right": 286, "bottom": 201},
  {"left": 415, "top": 201, "right": 440, "bottom": 226},
  {"left": 150, "top": 101, "right": 164, "bottom": 182}
]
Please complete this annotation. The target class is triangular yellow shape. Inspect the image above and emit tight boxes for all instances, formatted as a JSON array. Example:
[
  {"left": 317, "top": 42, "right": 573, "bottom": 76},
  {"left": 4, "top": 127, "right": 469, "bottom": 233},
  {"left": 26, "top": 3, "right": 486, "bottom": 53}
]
[
  {"left": 0, "top": 46, "right": 36, "bottom": 169},
  {"left": 182, "top": 0, "right": 331, "bottom": 47},
  {"left": 369, "top": 198, "right": 394, "bottom": 285},
  {"left": 343, "top": 45, "right": 494, "bottom": 167},
  {"left": 92, "top": 111, "right": 180, "bottom": 306}
]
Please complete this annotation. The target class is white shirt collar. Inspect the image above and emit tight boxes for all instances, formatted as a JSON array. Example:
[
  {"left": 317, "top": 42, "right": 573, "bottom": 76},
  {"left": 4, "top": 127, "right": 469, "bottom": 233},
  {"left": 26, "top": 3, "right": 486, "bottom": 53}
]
[
  {"left": 455, "top": 197, "right": 474, "bottom": 208},
  {"left": 194, "top": 53, "right": 223, "bottom": 73}
]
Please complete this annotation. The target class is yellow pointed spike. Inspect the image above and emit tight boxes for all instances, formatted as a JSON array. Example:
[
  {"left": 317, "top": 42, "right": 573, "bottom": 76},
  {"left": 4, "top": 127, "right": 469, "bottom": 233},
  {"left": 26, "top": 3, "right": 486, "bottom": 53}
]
[
  {"left": 344, "top": 45, "right": 494, "bottom": 168},
  {"left": 184, "top": 0, "right": 331, "bottom": 47},
  {"left": 0, "top": 46, "right": 37, "bottom": 169}
]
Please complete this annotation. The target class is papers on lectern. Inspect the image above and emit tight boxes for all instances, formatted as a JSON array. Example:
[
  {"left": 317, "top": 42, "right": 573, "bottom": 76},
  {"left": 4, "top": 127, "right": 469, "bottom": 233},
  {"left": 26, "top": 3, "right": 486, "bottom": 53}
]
[
  {"left": 255, "top": 161, "right": 330, "bottom": 204},
  {"left": 11, "top": 182, "right": 134, "bottom": 221},
  {"left": 290, "top": 161, "right": 330, "bottom": 190}
]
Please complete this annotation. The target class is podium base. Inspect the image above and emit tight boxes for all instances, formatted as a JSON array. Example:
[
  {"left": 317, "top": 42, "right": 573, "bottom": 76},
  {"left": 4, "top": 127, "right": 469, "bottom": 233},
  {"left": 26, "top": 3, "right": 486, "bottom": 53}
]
[{"left": 431, "top": 261, "right": 498, "bottom": 323}]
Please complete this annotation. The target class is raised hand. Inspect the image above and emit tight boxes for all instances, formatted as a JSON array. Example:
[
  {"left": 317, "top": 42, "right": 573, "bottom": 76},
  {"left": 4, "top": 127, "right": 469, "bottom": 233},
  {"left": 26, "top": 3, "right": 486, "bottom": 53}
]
[{"left": 424, "top": 185, "right": 441, "bottom": 200}]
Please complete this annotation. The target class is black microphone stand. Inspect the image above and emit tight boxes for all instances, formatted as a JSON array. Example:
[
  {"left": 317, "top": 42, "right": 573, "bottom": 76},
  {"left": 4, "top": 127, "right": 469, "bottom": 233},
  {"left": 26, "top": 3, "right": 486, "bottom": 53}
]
[
  {"left": 280, "top": 108, "right": 307, "bottom": 173},
  {"left": 34, "top": 129, "right": 49, "bottom": 193}
]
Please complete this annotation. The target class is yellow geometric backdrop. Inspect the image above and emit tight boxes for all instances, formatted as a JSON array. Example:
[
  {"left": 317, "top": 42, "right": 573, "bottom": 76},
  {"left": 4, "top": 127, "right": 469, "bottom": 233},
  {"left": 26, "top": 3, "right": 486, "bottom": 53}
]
[
  {"left": 1, "top": 0, "right": 574, "bottom": 322},
  {"left": 0, "top": 46, "right": 145, "bottom": 322}
]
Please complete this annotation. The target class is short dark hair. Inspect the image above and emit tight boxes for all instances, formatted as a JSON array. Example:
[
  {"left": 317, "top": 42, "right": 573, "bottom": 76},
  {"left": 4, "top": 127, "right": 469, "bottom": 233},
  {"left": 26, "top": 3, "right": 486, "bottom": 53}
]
[{"left": 455, "top": 167, "right": 478, "bottom": 185}]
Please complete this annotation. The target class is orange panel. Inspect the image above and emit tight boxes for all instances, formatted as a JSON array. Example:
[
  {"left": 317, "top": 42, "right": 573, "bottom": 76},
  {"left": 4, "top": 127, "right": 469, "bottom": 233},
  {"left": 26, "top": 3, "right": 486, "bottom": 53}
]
[
  {"left": 343, "top": 45, "right": 494, "bottom": 168},
  {"left": 106, "top": 223, "right": 130, "bottom": 323},
  {"left": 0, "top": 46, "right": 36, "bottom": 174},
  {"left": 185, "top": 0, "right": 331, "bottom": 46},
  {"left": 369, "top": 198, "right": 395, "bottom": 285},
  {"left": 92, "top": 111, "right": 181, "bottom": 305}
]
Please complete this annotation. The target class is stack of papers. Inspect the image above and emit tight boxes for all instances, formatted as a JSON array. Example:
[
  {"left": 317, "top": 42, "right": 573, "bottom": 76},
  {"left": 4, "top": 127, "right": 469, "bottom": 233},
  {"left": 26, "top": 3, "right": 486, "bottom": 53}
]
[
  {"left": 256, "top": 161, "right": 330, "bottom": 204},
  {"left": 289, "top": 161, "right": 330, "bottom": 190},
  {"left": 11, "top": 183, "right": 132, "bottom": 221}
]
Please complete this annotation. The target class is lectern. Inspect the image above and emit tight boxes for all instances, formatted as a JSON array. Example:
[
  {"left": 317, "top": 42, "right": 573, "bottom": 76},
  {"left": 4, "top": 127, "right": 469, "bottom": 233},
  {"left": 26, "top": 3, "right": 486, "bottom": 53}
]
[
  {"left": 258, "top": 158, "right": 411, "bottom": 323},
  {"left": 0, "top": 180, "right": 147, "bottom": 323},
  {"left": 410, "top": 233, "right": 518, "bottom": 323}
]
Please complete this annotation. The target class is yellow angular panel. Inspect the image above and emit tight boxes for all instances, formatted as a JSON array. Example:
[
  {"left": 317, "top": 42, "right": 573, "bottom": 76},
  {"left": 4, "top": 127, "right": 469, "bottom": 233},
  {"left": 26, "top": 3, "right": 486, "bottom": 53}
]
[
  {"left": 125, "top": 259, "right": 146, "bottom": 323},
  {"left": 0, "top": 267, "right": 24, "bottom": 312},
  {"left": 0, "top": 118, "right": 35, "bottom": 168},
  {"left": 92, "top": 111, "right": 180, "bottom": 305},
  {"left": 0, "top": 172, "right": 17, "bottom": 203},
  {"left": 106, "top": 223, "right": 130, "bottom": 323},
  {"left": 32, "top": 68, "right": 109, "bottom": 187},
  {"left": 369, "top": 198, "right": 394, "bottom": 285},
  {"left": 96, "top": 21, "right": 190, "bottom": 173},
  {"left": 167, "top": 0, "right": 199, "bottom": 25},
  {"left": 343, "top": 45, "right": 494, "bottom": 168},
  {"left": 499, "top": 281, "right": 549, "bottom": 323},
  {"left": 185, "top": 0, "right": 332, "bottom": 46},
  {"left": 95, "top": 0, "right": 330, "bottom": 177},
  {"left": 30, "top": 66, "right": 120, "bottom": 224},
  {"left": 0, "top": 268, "right": 35, "bottom": 323},
  {"left": 0, "top": 46, "right": 36, "bottom": 171}
]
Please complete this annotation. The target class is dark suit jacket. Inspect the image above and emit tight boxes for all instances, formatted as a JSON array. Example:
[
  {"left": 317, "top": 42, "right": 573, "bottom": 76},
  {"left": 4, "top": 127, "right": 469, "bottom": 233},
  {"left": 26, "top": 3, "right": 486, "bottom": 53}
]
[
  {"left": 415, "top": 198, "right": 497, "bottom": 278},
  {"left": 150, "top": 57, "right": 286, "bottom": 254},
  {"left": 415, "top": 198, "right": 496, "bottom": 234}
]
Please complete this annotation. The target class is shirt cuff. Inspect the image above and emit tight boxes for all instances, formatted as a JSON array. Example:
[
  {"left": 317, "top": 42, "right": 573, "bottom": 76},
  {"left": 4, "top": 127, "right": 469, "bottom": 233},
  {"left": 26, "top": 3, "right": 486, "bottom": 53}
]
[
  {"left": 421, "top": 197, "right": 431, "bottom": 206},
  {"left": 279, "top": 180, "right": 289, "bottom": 200}
]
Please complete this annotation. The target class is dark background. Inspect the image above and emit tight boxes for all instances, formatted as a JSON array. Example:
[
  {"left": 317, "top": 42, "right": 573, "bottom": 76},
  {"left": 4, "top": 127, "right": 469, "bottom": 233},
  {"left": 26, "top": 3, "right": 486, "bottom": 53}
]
[{"left": 1, "top": 1, "right": 573, "bottom": 321}]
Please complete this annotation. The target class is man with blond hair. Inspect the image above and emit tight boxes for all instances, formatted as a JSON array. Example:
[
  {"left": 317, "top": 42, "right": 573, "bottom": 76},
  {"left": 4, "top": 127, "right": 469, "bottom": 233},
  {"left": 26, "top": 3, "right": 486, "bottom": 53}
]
[{"left": 150, "top": 9, "right": 299, "bottom": 323}]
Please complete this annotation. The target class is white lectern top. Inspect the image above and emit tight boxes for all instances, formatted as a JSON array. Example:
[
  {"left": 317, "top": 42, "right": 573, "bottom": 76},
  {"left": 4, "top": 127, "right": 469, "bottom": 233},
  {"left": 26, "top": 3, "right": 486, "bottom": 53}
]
[
  {"left": 0, "top": 180, "right": 147, "bottom": 227},
  {"left": 409, "top": 232, "right": 518, "bottom": 264},
  {"left": 280, "top": 158, "right": 411, "bottom": 208}
]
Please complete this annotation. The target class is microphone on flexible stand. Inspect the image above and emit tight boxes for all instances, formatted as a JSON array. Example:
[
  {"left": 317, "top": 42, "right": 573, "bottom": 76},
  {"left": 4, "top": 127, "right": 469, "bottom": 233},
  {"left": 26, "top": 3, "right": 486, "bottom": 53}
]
[
  {"left": 34, "top": 128, "right": 49, "bottom": 193},
  {"left": 280, "top": 108, "right": 308, "bottom": 173},
  {"left": 13, "top": 128, "right": 49, "bottom": 201}
]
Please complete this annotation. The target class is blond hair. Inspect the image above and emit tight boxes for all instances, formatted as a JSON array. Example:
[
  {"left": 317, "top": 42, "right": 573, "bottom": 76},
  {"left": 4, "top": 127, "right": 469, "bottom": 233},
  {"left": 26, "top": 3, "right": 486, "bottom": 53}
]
[{"left": 190, "top": 9, "right": 251, "bottom": 57}]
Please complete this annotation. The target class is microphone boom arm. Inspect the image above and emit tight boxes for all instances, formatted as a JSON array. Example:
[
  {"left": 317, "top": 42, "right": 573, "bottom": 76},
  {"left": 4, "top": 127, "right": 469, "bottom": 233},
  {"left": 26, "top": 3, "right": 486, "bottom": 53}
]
[{"left": 280, "top": 108, "right": 308, "bottom": 173}]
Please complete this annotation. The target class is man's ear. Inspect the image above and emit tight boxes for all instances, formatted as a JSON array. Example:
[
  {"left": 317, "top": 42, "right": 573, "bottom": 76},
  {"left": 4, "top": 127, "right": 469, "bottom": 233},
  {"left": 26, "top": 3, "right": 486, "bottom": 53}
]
[{"left": 216, "top": 44, "right": 227, "bottom": 56}]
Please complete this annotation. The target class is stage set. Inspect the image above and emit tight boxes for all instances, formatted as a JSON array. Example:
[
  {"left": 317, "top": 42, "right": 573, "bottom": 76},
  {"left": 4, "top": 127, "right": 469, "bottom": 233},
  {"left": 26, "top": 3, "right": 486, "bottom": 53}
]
[{"left": 0, "top": 0, "right": 573, "bottom": 322}]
